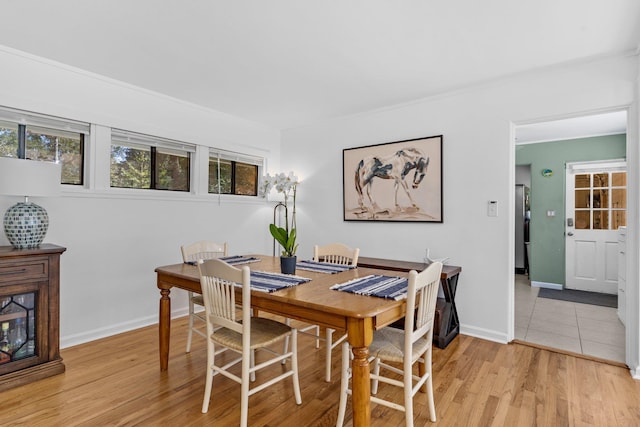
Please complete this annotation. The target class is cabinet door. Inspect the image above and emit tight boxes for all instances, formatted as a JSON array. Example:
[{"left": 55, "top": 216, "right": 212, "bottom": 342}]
[{"left": 0, "top": 281, "right": 49, "bottom": 375}]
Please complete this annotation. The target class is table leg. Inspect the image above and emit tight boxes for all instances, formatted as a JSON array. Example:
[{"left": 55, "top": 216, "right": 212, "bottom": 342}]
[
  {"left": 434, "top": 273, "right": 461, "bottom": 349},
  {"left": 444, "top": 276, "right": 460, "bottom": 320},
  {"left": 159, "top": 288, "right": 171, "bottom": 371},
  {"left": 347, "top": 318, "right": 373, "bottom": 427},
  {"left": 351, "top": 346, "right": 371, "bottom": 427}
]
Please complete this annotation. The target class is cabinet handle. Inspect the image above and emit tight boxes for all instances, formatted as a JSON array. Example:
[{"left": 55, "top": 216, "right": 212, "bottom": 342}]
[{"left": 0, "top": 268, "right": 27, "bottom": 275}]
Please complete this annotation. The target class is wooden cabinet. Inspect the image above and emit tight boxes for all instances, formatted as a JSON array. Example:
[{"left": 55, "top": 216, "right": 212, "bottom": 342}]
[{"left": 0, "top": 244, "right": 66, "bottom": 391}]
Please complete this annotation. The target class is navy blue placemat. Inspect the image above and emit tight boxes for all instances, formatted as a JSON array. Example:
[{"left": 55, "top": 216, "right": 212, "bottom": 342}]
[
  {"left": 249, "top": 271, "right": 310, "bottom": 293},
  {"left": 220, "top": 255, "right": 261, "bottom": 265},
  {"left": 330, "top": 274, "right": 408, "bottom": 300},
  {"left": 184, "top": 255, "right": 260, "bottom": 266},
  {"left": 296, "top": 260, "right": 355, "bottom": 274}
]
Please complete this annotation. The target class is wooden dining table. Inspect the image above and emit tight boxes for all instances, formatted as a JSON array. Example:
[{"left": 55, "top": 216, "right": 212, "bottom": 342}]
[{"left": 155, "top": 255, "right": 411, "bottom": 427}]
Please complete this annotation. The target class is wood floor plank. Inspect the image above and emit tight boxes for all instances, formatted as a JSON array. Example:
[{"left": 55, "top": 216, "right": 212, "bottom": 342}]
[{"left": 1, "top": 316, "right": 640, "bottom": 426}]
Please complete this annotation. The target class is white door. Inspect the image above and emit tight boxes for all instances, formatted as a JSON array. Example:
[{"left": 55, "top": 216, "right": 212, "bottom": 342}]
[{"left": 565, "top": 161, "right": 626, "bottom": 294}]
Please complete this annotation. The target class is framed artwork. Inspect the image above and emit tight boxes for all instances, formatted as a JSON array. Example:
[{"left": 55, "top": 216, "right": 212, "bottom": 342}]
[{"left": 343, "top": 135, "right": 443, "bottom": 222}]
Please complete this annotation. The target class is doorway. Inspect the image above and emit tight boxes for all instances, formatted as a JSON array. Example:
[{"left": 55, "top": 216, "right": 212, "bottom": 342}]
[{"left": 513, "top": 111, "right": 628, "bottom": 363}]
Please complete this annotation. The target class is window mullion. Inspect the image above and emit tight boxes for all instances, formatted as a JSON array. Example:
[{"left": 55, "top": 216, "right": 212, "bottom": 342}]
[
  {"left": 217, "top": 153, "right": 221, "bottom": 199},
  {"left": 150, "top": 146, "right": 157, "bottom": 189},
  {"left": 17, "top": 124, "right": 25, "bottom": 159},
  {"left": 231, "top": 161, "right": 237, "bottom": 194}
]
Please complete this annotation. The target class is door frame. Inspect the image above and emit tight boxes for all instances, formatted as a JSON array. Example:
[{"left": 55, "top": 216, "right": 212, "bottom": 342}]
[{"left": 510, "top": 107, "right": 638, "bottom": 376}]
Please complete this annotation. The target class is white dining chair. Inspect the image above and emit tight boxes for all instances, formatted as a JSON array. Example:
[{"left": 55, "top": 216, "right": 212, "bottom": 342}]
[
  {"left": 336, "top": 261, "right": 443, "bottom": 427},
  {"left": 297, "top": 243, "right": 359, "bottom": 382},
  {"left": 198, "top": 258, "right": 302, "bottom": 426},
  {"left": 180, "top": 241, "right": 228, "bottom": 353}
]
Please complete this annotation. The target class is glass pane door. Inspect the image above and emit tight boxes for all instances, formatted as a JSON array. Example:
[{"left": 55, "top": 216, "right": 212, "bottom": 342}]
[
  {"left": 574, "top": 171, "right": 627, "bottom": 230},
  {"left": 0, "top": 293, "right": 36, "bottom": 364}
]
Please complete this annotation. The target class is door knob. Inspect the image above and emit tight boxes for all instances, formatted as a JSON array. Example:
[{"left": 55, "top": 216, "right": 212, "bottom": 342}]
[{"left": 567, "top": 232, "right": 574, "bottom": 236}]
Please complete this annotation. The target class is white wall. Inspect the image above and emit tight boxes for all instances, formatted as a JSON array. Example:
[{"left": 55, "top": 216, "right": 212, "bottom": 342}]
[
  {"left": 281, "top": 54, "right": 639, "bottom": 346},
  {"left": 1, "top": 44, "right": 638, "bottom": 365},
  {"left": 0, "top": 47, "right": 281, "bottom": 347}
]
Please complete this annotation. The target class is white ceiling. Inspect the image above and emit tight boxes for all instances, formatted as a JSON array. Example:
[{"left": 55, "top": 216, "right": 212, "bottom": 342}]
[{"left": 0, "top": 1, "right": 638, "bottom": 131}]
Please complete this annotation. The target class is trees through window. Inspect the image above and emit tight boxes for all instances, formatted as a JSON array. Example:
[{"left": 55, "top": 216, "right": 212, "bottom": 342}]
[
  {"left": 0, "top": 108, "right": 264, "bottom": 198},
  {"left": 209, "top": 152, "right": 259, "bottom": 196},
  {"left": 0, "top": 110, "right": 86, "bottom": 185},
  {"left": 110, "top": 130, "right": 193, "bottom": 191}
]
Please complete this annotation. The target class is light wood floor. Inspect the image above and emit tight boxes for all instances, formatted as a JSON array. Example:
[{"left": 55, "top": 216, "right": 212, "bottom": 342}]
[{"left": 3, "top": 316, "right": 640, "bottom": 426}]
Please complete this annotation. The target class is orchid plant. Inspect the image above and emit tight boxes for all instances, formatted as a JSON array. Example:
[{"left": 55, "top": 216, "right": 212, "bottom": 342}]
[{"left": 261, "top": 171, "right": 300, "bottom": 257}]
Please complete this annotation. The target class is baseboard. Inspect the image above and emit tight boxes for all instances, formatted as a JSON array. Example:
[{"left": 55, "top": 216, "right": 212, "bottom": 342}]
[
  {"left": 630, "top": 365, "right": 640, "bottom": 379},
  {"left": 459, "top": 324, "right": 509, "bottom": 344},
  {"left": 531, "top": 280, "right": 563, "bottom": 290},
  {"left": 60, "top": 307, "right": 189, "bottom": 349}
]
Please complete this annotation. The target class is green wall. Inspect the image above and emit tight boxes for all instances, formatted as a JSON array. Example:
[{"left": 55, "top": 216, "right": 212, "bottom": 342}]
[{"left": 516, "top": 134, "right": 626, "bottom": 286}]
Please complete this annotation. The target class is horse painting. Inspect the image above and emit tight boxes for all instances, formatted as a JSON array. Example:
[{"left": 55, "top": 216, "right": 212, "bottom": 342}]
[{"left": 354, "top": 147, "right": 429, "bottom": 218}]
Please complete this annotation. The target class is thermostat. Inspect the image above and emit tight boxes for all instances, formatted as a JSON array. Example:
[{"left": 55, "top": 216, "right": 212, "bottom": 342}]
[{"left": 488, "top": 200, "right": 498, "bottom": 217}]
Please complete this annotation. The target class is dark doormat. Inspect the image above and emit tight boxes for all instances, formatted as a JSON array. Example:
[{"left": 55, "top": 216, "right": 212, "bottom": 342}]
[{"left": 538, "top": 287, "right": 617, "bottom": 308}]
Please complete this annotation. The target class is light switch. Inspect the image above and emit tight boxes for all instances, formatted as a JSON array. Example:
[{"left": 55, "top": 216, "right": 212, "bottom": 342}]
[
  {"left": 488, "top": 201, "right": 498, "bottom": 217},
  {"left": 547, "top": 210, "right": 555, "bottom": 217}
]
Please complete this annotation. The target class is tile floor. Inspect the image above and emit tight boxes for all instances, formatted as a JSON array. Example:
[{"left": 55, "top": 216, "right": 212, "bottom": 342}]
[{"left": 514, "top": 274, "right": 626, "bottom": 364}]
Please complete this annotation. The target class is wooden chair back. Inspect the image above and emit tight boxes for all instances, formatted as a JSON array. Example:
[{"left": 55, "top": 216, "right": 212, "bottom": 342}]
[
  {"left": 181, "top": 241, "right": 228, "bottom": 263},
  {"left": 405, "top": 261, "right": 443, "bottom": 351},
  {"left": 313, "top": 243, "right": 359, "bottom": 266},
  {"left": 197, "top": 259, "right": 250, "bottom": 337}
]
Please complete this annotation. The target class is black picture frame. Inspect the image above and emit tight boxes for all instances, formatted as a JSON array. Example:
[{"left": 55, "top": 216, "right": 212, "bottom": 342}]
[{"left": 343, "top": 135, "right": 443, "bottom": 222}]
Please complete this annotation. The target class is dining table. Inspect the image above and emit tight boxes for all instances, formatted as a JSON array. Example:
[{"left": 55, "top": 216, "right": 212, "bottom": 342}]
[{"left": 155, "top": 254, "right": 412, "bottom": 427}]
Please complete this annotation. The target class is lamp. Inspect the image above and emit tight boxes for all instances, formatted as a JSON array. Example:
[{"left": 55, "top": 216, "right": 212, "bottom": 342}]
[{"left": 0, "top": 157, "right": 61, "bottom": 249}]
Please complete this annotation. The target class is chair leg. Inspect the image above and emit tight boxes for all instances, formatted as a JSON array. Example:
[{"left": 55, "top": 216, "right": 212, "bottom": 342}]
[
  {"left": 290, "top": 330, "right": 302, "bottom": 404},
  {"left": 250, "top": 349, "right": 256, "bottom": 382},
  {"left": 426, "top": 373, "right": 436, "bottom": 423},
  {"left": 241, "top": 351, "right": 251, "bottom": 427},
  {"left": 371, "top": 357, "right": 381, "bottom": 395},
  {"left": 282, "top": 318, "right": 291, "bottom": 364},
  {"left": 201, "top": 366, "right": 214, "bottom": 413},
  {"left": 325, "top": 328, "right": 334, "bottom": 382},
  {"left": 335, "top": 341, "right": 350, "bottom": 427},
  {"left": 404, "top": 361, "right": 414, "bottom": 427},
  {"left": 425, "top": 348, "right": 436, "bottom": 422},
  {"left": 186, "top": 293, "right": 195, "bottom": 353},
  {"left": 201, "top": 342, "right": 215, "bottom": 413}
]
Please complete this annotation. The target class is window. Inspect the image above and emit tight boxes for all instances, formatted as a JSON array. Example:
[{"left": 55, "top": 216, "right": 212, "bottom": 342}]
[
  {"left": 111, "top": 130, "right": 193, "bottom": 191},
  {"left": 0, "top": 108, "right": 87, "bottom": 185},
  {"left": 0, "top": 107, "right": 264, "bottom": 197},
  {"left": 574, "top": 170, "right": 627, "bottom": 230},
  {"left": 209, "top": 151, "right": 261, "bottom": 196},
  {"left": 0, "top": 120, "right": 19, "bottom": 158}
]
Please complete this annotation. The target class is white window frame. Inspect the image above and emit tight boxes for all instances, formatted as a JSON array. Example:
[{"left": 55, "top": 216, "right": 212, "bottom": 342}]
[
  {"left": 208, "top": 148, "right": 264, "bottom": 198},
  {"left": 0, "top": 106, "right": 89, "bottom": 185},
  {"left": 110, "top": 129, "right": 196, "bottom": 192}
]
